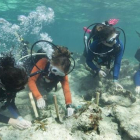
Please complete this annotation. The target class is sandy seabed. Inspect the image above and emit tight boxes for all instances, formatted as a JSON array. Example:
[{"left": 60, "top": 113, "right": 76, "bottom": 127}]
[{"left": 0, "top": 54, "right": 139, "bottom": 140}]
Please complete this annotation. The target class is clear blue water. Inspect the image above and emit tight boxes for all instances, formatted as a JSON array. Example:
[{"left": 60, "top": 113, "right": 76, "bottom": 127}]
[{"left": 0, "top": 0, "right": 140, "bottom": 61}]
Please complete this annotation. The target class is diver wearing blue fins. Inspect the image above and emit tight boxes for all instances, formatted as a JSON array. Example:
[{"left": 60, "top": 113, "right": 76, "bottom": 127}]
[
  {"left": 0, "top": 54, "right": 32, "bottom": 129},
  {"left": 83, "top": 19, "right": 126, "bottom": 90},
  {"left": 134, "top": 48, "right": 140, "bottom": 94}
]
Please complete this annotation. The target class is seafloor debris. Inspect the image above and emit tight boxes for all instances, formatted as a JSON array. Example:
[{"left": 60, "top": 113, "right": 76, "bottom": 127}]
[{"left": 34, "top": 120, "right": 47, "bottom": 131}]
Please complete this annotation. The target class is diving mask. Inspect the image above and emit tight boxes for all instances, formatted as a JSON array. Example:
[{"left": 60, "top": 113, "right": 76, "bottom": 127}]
[
  {"left": 106, "top": 33, "right": 119, "bottom": 44},
  {"left": 50, "top": 65, "right": 65, "bottom": 77}
]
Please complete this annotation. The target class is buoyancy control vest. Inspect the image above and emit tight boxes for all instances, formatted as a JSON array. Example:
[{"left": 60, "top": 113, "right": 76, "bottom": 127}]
[
  {"left": 92, "top": 40, "right": 121, "bottom": 69},
  {"left": 36, "top": 61, "right": 64, "bottom": 92}
]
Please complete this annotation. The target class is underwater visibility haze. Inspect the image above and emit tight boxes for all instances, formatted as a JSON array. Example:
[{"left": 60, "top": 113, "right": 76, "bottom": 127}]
[
  {"left": 0, "top": 0, "right": 140, "bottom": 140},
  {"left": 0, "top": 0, "right": 140, "bottom": 57}
]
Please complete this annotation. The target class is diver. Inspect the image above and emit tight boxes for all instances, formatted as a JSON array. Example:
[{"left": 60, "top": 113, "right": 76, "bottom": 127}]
[
  {"left": 0, "top": 53, "right": 32, "bottom": 129},
  {"left": 84, "top": 20, "right": 124, "bottom": 90},
  {"left": 134, "top": 48, "right": 140, "bottom": 94},
  {"left": 28, "top": 45, "right": 74, "bottom": 117}
]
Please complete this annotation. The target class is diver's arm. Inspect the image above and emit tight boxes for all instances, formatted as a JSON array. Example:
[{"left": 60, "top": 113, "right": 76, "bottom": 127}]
[
  {"left": 134, "top": 70, "right": 140, "bottom": 86},
  {"left": 10, "top": 99, "right": 19, "bottom": 114},
  {"left": 28, "top": 58, "right": 47, "bottom": 99},
  {"left": 113, "top": 41, "right": 124, "bottom": 80},
  {"left": 7, "top": 105, "right": 19, "bottom": 119},
  {"left": 0, "top": 114, "right": 10, "bottom": 124},
  {"left": 60, "top": 75, "right": 72, "bottom": 105},
  {"left": 7, "top": 99, "right": 20, "bottom": 119},
  {"left": 86, "top": 41, "right": 100, "bottom": 72}
]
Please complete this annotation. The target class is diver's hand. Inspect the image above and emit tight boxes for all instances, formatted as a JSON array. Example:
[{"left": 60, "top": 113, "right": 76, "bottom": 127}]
[
  {"left": 8, "top": 118, "right": 30, "bottom": 130},
  {"left": 17, "top": 116, "right": 32, "bottom": 128},
  {"left": 135, "top": 86, "right": 140, "bottom": 94},
  {"left": 66, "top": 104, "right": 74, "bottom": 117},
  {"left": 37, "top": 98, "right": 46, "bottom": 109},
  {"left": 114, "top": 80, "right": 123, "bottom": 90},
  {"left": 99, "top": 70, "right": 107, "bottom": 78}
]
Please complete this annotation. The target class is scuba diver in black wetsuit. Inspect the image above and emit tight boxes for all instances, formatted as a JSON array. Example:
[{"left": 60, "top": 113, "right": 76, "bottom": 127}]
[{"left": 0, "top": 53, "right": 32, "bottom": 129}]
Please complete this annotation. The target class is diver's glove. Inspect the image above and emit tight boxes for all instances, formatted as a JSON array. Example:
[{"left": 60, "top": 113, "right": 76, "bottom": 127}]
[
  {"left": 98, "top": 70, "right": 107, "bottom": 78},
  {"left": 8, "top": 118, "right": 30, "bottom": 130},
  {"left": 135, "top": 86, "right": 140, "bottom": 94},
  {"left": 17, "top": 116, "right": 32, "bottom": 128},
  {"left": 113, "top": 80, "right": 123, "bottom": 90},
  {"left": 37, "top": 98, "right": 46, "bottom": 109},
  {"left": 66, "top": 104, "right": 74, "bottom": 117}
]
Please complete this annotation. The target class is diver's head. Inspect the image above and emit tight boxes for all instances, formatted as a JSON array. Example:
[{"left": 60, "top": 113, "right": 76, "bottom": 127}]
[
  {"left": 0, "top": 54, "right": 28, "bottom": 92},
  {"left": 50, "top": 46, "right": 71, "bottom": 76},
  {"left": 98, "top": 26, "right": 118, "bottom": 47}
]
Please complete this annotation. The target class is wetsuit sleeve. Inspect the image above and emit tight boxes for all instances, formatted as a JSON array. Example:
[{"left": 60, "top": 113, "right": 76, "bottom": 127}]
[
  {"left": 113, "top": 41, "right": 124, "bottom": 80},
  {"left": 0, "top": 114, "right": 10, "bottom": 124},
  {"left": 60, "top": 75, "right": 72, "bottom": 105},
  {"left": 7, "top": 99, "right": 20, "bottom": 119},
  {"left": 86, "top": 41, "right": 100, "bottom": 72},
  {"left": 134, "top": 70, "right": 140, "bottom": 86},
  {"left": 11, "top": 99, "right": 20, "bottom": 114},
  {"left": 28, "top": 58, "right": 48, "bottom": 99}
]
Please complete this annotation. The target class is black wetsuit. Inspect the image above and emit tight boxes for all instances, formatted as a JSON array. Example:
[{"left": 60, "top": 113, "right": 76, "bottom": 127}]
[{"left": 0, "top": 87, "right": 19, "bottom": 124}]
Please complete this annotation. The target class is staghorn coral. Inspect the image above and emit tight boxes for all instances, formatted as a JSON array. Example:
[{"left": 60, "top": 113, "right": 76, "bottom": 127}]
[{"left": 34, "top": 120, "right": 48, "bottom": 131}]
